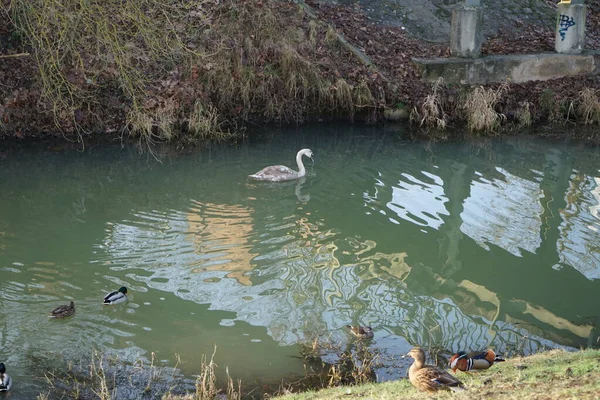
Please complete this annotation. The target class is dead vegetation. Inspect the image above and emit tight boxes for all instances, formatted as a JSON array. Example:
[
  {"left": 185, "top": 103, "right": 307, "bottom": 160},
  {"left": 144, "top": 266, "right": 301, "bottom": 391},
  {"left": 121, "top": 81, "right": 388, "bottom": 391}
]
[
  {"left": 29, "top": 346, "right": 242, "bottom": 400},
  {"left": 1, "top": 0, "right": 600, "bottom": 141},
  {"left": 276, "top": 335, "right": 380, "bottom": 396},
  {"left": 410, "top": 78, "right": 447, "bottom": 130},
  {"left": 464, "top": 84, "right": 508, "bottom": 133},
  {"left": 163, "top": 347, "right": 241, "bottom": 400},
  {"left": 0, "top": 0, "right": 381, "bottom": 141},
  {"left": 515, "top": 101, "right": 533, "bottom": 128},
  {"left": 577, "top": 88, "right": 600, "bottom": 125}
]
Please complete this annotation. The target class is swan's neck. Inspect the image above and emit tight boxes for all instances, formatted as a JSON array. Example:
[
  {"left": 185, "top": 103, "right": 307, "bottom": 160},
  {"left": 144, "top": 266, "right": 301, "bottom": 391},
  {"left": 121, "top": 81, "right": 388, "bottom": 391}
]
[{"left": 296, "top": 152, "right": 306, "bottom": 176}]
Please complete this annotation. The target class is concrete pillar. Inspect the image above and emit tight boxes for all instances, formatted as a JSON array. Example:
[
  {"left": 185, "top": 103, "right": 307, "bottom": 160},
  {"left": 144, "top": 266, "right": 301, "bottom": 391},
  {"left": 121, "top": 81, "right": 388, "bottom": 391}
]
[
  {"left": 450, "top": 4, "right": 484, "bottom": 58},
  {"left": 555, "top": 3, "right": 587, "bottom": 54}
]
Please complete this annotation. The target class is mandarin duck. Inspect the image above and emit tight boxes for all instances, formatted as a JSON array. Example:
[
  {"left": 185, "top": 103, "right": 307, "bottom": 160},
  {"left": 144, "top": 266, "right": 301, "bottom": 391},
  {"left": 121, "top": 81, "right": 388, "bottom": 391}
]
[
  {"left": 449, "top": 349, "right": 505, "bottom": 372},
  {"left": 103, "top": 286, "right": 128, "bottom": 305},
  {"left": 406, "top": 347, "right": 466, "bottom": 392},
  {"left": 48, "top": 301, "right": 75, "bottom": 318},
  {"left": 346, "top": 325, "right": 374, "bottom": 339}
]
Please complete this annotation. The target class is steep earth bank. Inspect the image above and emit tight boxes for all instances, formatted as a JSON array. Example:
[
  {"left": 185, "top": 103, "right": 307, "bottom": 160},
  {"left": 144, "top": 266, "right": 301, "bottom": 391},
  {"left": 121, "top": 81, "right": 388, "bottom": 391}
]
[{"left": 0, "top": 0, "right": 599, "bottom": 142}]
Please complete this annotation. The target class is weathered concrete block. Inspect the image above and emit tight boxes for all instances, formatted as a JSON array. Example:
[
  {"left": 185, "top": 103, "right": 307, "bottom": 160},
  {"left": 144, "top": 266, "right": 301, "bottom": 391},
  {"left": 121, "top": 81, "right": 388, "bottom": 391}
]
[
  {"left": 450, "top": 5, "right": 483, "bottom": 58},
  {"left": 555, "top": 4, "right": 586, "bottom": 54},
  {"left": 412, "top": 51, "right": 600, "bottom": 85}
]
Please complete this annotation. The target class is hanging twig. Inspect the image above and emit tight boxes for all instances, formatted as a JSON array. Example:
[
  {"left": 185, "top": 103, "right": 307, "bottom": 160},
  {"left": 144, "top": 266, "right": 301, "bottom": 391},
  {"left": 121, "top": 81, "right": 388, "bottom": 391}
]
[{"left": 0, "top": 52, "right": 30, "bottom": 59}]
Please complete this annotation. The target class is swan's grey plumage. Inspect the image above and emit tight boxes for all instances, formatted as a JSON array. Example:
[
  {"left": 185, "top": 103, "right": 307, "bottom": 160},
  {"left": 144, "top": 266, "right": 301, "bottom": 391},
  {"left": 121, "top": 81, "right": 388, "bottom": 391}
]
[{"left": 249, "top": 149, "right": 313, "bottom": 182}]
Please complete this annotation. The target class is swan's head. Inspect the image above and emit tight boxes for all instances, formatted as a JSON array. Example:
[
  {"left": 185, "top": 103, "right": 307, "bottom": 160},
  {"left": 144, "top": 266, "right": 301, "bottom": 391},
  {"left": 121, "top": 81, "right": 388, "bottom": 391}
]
[{"left": 300, "top": 148, "right": 313, "bottom": 160}]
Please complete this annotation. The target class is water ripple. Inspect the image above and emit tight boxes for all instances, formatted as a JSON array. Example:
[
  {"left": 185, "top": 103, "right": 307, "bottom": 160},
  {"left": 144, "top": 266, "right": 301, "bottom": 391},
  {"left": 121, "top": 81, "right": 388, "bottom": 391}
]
[{"left": 461, "top": 167, "right": 544, "bottom": 256}]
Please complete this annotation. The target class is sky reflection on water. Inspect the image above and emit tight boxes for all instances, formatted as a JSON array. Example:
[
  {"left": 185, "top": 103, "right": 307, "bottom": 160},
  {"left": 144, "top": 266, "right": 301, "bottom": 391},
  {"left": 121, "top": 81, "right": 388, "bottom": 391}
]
[{"left": 0, "top": 127, "right": 599, "bottom": 397}]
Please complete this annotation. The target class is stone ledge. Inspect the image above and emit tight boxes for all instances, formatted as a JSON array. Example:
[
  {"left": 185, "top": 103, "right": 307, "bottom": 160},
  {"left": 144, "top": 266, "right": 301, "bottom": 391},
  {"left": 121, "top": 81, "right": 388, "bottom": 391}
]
[{"left": 412, "top": 51, "right": 600, "bottom": 84}]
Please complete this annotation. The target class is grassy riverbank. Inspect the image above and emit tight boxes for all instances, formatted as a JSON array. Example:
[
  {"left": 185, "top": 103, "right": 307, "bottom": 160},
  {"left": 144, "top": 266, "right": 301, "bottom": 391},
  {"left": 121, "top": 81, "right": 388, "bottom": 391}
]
[
  {"left": 276, "top": 349, "right": 600, "bottom": 400},
  {"left": 1, "top": 0, "right": 600, "bottom": 141},
  {"left": 29, "top": 340, "right": 600, "bottom": 398}
]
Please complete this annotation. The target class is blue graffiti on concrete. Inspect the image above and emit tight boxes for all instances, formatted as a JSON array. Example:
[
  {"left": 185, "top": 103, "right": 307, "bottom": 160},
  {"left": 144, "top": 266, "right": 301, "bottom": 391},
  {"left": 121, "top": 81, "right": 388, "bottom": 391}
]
[{"left": 558, "top": 14, "right": 576, "bottom": 41}]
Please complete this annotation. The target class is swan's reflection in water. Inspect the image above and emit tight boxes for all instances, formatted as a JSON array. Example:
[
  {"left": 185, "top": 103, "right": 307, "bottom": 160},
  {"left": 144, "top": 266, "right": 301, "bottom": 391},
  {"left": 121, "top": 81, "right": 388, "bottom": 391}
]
[
  {"left": 295, "top": 177, "right": 311, "bottom": 203},
  {"left": 246, "top": 176, "right": 311, "bottom": 203}
]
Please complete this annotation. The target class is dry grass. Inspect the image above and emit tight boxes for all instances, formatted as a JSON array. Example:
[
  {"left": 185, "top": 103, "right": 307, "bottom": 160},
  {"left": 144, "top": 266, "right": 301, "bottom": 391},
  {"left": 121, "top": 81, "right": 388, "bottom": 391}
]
[
  {"left": 188, "top": 101, "right": 230, "bottom": 140},
  {"left": 538, "top": 88, "right": 568, "bottom": 124},
  {"left": 325, "top": 25, "right": 338, "bottom": 45},
  {"left": 33, "top": 347, "right": 240, "bottom": 400},
  {"left": 200, "top": 1, "right": 367, "bottom": 125},
  {"left": 577, "top": 88, "right": 600, "bottom": 125},
  {"left": 39, "top": 350, "right": 116, "bottom": 400},
  {"left": 515, "top": 101, "right": 533, "bottom": 128},
  {"left": 308, "top": 20, "right": 318, "bottom": 49},
  {"left": 333, "top": 79, "right": 354, "bottom": 115},
  {"left": 410, "top": 78, "right": 447, "bottom": 130},
  {"left": 464, "top": 84, "right": 508, "bottom": 133},
  {"left": 354, "top": 80, "right": 376, "bottom": 110},
  {"left": 162, "top": 346, "right": 241, "bottom": 400},
  {"left": 5, "top": 0, "right": 378, "bottom": 142},
  {"left": 8, "top": 0, "right": 193, "bottom": 140},
  {"left": 286, "top": 335, "right": 380, "bottom": 394},
  {"left": 196, "top": 347, "right": 218, "bottom": 399}
]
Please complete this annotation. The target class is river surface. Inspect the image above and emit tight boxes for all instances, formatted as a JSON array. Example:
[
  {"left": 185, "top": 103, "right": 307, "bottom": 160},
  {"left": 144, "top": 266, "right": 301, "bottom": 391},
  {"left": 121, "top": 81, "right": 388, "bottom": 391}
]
[{"left": 1, "top": 124, "right": 600, "bottom": 398}]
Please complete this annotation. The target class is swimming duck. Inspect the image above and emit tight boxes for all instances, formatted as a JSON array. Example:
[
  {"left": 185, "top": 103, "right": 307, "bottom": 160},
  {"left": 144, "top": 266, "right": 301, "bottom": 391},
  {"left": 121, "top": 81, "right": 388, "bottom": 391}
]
[
  {"left": 48, "top": 301, "right": 75, "bottom": 318},
  {"left": 0, "top": 363, "right": 12, "bottom": 392},
  {"left": 346, "top": 325, "right": 374, "bottom": 339},
  {"left": 103, "top": 286, "right": 128, "bottom": 305},
  {"left": 248, "top": 149, "right": 314, "bottom": 182},
  {"left": 449, "top": 349, "right": 505, "bottom": 372},
  {"left": 406, "top": 347, "right": 465, "bottom": 393}
]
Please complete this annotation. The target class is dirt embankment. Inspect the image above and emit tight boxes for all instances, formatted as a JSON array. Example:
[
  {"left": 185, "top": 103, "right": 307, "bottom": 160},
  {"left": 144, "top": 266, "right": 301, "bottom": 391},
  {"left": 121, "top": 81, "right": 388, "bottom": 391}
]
[
  {"left": 307, "top": 0, "right": 600, "bottom": 132},
  {"left": 0, "top": 0, "right": 599, "bottom": 142}
]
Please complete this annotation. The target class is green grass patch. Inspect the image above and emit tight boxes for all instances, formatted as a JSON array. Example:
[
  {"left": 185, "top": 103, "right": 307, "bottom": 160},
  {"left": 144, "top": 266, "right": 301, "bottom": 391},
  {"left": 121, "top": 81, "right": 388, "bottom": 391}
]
[{"left": 275, "top": 349, "right": 600, "bottom": 400}]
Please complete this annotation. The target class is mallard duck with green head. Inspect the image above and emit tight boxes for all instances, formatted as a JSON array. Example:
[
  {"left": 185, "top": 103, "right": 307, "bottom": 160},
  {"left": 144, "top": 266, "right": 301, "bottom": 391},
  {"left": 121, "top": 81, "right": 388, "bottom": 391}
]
[
  {"left": 48, "top": 301, "right": 75, "bottom": 318},
  {"left": 103, "top": 286, "right": 128, "bottom": 305}
]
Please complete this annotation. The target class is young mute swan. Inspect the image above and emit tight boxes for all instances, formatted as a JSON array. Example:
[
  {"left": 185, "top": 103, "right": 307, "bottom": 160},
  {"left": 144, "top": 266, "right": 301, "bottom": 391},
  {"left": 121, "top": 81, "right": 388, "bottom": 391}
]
[{"left": 249, "top": 148, "right": 314, "bottom": 182}]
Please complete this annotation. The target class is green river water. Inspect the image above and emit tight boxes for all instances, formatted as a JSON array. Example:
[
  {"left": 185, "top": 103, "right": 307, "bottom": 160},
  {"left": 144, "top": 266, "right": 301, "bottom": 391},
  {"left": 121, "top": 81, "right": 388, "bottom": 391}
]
[{"left": 1, "top": 124, "right": 599, "bottom": 398}]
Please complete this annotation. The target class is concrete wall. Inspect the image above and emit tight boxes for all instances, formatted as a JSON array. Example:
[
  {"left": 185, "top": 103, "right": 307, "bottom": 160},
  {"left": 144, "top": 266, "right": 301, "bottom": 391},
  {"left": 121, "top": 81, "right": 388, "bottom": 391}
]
[{"left": 413, "top": 52, "right": 600, "bottom": 85}]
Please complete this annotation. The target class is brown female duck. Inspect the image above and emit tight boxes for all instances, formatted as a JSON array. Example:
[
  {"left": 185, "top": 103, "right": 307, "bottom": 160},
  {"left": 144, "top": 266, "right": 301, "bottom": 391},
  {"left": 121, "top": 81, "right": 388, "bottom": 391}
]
[
  {"left": 406, "top": 347, "right": 465, "bottom": 393},
  {"left": 346, "top": 325, "right": 374, "bottom": 339},
  {"left": 48, "top": 301, "right": 75, "bottom": 318}
]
